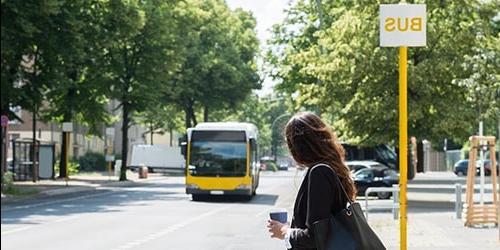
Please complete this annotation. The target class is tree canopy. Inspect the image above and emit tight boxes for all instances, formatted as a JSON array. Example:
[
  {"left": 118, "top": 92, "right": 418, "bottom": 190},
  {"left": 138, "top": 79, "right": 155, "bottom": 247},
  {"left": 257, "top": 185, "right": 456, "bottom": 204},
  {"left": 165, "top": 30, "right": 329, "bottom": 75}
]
[
  {"left": 164, "top": 0, "right": 261, "bottom": 128},
  {"left": 267, "top": 0, "right": 500, "bottom": 146},
  {"left": 1, "top": 0, "right": 261, "bottom": 180}
]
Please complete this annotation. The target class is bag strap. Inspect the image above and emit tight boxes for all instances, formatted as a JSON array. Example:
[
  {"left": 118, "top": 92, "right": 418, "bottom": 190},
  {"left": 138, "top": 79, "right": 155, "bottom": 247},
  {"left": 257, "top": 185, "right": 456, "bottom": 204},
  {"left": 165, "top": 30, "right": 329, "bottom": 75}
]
[{"left": 308, "top": 163, "right": 353, "bottom": 206}]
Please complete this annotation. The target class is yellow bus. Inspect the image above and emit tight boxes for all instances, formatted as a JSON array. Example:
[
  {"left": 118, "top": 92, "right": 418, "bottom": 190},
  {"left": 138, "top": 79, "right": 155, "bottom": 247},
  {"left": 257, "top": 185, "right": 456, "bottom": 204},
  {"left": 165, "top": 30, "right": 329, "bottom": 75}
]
[{"left": 184, "top": 122, "right": 260, "bottom": 201}]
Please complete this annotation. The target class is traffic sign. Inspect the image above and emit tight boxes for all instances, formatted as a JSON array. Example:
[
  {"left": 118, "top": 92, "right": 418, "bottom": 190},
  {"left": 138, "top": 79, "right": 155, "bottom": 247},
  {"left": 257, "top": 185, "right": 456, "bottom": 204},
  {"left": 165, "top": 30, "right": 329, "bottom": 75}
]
[
  {"left": 380, "top": 4, "right": 427, "bottom": 250},
  {"left": 380, "top": 4, "right": 426, "bottom": 47},
  {"left": 105, "top": 155, "right": 115, "bottom": 162},
  {"left": 106, "top": 127, "right": 115, "bottom": 136},
  {"left": 62, "top": 122, "right": 73, "bottom": 132},
  {"left": 1, "top": 115, "right": 8, "bottom": 127}
]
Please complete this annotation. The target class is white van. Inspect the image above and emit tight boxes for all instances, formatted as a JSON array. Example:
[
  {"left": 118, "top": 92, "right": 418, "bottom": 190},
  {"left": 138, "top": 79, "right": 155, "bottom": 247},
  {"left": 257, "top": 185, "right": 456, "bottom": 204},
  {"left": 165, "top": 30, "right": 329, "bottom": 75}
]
[{"left": 128, "top": 144, "right": 185, "bottom": 172}]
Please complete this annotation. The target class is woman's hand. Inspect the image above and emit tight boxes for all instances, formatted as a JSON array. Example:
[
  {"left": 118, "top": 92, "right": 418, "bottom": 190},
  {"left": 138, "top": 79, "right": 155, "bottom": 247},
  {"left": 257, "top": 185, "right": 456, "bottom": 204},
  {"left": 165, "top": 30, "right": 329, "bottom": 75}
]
[{"left": 267, "top": 219, "right": 289, "bottom": 240}]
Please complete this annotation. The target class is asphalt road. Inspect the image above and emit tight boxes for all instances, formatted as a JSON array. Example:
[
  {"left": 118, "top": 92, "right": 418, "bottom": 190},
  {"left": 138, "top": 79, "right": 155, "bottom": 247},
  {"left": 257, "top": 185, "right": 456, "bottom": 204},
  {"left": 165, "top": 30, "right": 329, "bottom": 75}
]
[{"left": 1, "top": 170, "right": 306, "bottom": 250}]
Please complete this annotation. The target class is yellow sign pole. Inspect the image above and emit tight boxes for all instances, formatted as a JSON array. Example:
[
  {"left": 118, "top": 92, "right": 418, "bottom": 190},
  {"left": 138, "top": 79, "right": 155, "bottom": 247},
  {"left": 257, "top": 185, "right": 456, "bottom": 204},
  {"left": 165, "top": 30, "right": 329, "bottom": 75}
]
[{"left": 398, "top": 46, "right": 408, "bottom": 250}]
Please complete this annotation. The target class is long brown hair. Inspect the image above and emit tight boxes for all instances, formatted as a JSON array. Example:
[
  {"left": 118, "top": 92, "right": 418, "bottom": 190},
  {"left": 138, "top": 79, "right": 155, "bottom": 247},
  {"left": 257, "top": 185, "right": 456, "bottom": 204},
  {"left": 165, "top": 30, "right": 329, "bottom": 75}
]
[{"left": 285, "top": 112, "right": 356, "bottom": 200}]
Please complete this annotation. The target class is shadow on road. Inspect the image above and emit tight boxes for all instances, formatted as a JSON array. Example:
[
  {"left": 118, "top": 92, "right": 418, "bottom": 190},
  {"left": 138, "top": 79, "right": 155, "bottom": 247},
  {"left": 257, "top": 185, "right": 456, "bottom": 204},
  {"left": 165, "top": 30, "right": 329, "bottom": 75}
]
[
  {"left": 1, "top": 182, "right": 189, "bottom": 225},
  {"left": 190, "top": 194, "right": 279, "bottom": 206}
]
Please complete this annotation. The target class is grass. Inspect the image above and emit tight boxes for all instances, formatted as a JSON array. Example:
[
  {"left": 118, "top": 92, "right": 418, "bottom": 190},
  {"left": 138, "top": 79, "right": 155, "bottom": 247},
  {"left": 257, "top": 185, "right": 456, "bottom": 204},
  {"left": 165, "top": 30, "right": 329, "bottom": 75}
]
[{"left": 2, "top": 187, "right": 40, "bottom": 196}]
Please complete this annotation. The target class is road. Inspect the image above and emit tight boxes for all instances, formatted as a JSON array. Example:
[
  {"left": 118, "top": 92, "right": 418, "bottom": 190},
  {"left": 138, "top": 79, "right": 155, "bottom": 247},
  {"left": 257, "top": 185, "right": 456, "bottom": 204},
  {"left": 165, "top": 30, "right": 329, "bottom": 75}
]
[{"left": 1, "top": 170, "right": 305, "bottom": 250}]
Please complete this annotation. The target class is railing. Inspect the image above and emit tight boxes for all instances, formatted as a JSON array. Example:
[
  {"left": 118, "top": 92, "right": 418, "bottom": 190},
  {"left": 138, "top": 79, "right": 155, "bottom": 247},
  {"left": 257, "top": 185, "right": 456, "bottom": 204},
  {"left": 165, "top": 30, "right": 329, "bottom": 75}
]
[{"left": 364, "top": 185, "right": 399, "bottom": 221}]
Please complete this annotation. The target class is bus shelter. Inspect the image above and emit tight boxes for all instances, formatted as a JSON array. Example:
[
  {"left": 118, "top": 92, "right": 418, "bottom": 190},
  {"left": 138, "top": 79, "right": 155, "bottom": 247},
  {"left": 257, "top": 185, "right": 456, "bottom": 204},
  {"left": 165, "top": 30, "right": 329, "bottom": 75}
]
[{"left": 11, "top": 138, "right": 55, "bottom": 181}]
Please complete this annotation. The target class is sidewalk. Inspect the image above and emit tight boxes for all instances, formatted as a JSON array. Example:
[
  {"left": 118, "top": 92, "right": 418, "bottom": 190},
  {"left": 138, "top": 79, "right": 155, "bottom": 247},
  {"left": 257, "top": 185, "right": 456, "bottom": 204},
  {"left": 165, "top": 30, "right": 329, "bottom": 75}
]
[
  {"left": 406, "top": 171, "right": 498, "bottom": 205},
  {"left": 1, "top": 171, "right": 167, "bottom": 204},
  {"left": 369, "top": 211, "right": 500, "bottom": 250},
  {"left": 367, "top": 171, "right": 499, "bottom": 249}
]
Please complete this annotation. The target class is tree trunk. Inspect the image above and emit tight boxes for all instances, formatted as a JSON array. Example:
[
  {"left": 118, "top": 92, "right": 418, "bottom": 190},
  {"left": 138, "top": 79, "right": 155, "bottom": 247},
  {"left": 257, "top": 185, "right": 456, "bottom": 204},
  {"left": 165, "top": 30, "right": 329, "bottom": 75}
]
[
  {"left": 189, "top": 104, "right": 198, "bottom": 126},
  {"left": 59, "top": 111, "right": 71, "bottom": 178},
  {"left": 184, "top": 99, "right": 197, "bottom": 128},
  {"left": 150, "top": 123, "right": 154, "bottom": 145},
  {"left": 120, "top": 102, "right": 129, "bottom": 181},
  {"left": 203, "top": 105, "right": 209, "bottom": 122},
  {"left": 59, "top": 132, "right": 68, "bottom": 178},
  {"left": 1, "top": 94, "right": 8, "bottom": 183},
  {"left": 185, "top": 108, "right": 192, "bottom": 129},
  {"left": 32, "top": 107, "right": 37, "bottom": 182},
  {"left": 1, "top": 108, "right": 6, "bottom": 183},
  {"left": 169, "top": 128, "right": 173, "bottom": 147},
  {"left": 1, "top": 120, "right": 3, "bottom": 186}
]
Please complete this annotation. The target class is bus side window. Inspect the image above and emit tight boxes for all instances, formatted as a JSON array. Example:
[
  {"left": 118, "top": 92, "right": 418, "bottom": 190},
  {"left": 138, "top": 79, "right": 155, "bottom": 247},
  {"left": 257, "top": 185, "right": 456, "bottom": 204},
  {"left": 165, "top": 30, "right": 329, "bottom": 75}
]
[
  {"left": 250, "top": 138, "right": 257, "bottom": 166},
  {"left": 179, "top": 135, "right": 187, "bottom": 159}
]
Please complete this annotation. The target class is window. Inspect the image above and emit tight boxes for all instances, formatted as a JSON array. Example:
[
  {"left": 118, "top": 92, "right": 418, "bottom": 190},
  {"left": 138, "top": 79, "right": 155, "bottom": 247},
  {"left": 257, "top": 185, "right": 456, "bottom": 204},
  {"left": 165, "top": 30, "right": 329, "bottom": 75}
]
[
  {"left": 189, "top": 131, "right": 247, "bottom": 177},
  {"left": 355, "top": 169, "right": 374, "bottom": 180},
  {"left": 189, "top": 141, "right": 247, "bottom": 177}
]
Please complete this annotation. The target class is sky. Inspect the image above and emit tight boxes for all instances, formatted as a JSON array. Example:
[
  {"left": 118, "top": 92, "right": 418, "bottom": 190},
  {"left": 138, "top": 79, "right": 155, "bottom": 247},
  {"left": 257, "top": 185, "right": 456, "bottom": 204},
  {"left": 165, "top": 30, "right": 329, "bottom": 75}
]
[{"left": 226, "top": 0, "right": 290, "bottom": 96}]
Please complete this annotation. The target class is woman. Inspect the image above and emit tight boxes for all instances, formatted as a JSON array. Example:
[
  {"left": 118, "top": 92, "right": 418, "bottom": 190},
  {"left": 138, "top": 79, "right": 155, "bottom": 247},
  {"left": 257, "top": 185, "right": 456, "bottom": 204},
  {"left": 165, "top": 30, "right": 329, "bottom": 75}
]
[{"left": 267, "top": 112, "right": 356, "bottom": 250}]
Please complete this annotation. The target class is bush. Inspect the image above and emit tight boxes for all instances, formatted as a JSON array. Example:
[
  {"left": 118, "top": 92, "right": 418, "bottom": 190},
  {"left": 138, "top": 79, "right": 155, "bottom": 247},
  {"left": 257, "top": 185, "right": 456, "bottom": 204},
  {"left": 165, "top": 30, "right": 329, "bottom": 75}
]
[
  {"left": 2, "top": 171, "right": 15, "bottom": 192},
  {"left": 266, "top": 162, "right": 278, "bottom": 172},
  {"left": 78, "top": 152, "right": 106, "bottom": 172},
  {"left": 55, "top": 160, "right": 80, "bottom": 175}
]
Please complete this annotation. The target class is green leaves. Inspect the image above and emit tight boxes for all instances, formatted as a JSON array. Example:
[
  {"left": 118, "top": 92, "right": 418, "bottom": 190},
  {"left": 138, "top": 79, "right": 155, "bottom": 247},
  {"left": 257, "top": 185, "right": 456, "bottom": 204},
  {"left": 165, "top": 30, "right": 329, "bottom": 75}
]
[
  {"left": 163, "top": 0, "right": 260, "bottom": 127},
  {"left": 267, "top": 0, "right": 499, "bottom": 146}
]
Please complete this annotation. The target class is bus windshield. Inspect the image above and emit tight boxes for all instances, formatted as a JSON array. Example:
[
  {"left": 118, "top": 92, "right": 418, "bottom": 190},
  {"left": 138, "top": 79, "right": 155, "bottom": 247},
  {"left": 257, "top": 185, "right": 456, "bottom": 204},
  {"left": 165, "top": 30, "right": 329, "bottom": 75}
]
[{"left": 189, "top": 131, "right": 247, "bottom": 177}]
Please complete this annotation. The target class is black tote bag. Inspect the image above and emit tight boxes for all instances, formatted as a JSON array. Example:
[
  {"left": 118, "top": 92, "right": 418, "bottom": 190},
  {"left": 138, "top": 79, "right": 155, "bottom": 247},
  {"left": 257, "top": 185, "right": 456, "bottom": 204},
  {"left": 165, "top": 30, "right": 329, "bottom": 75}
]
[{"left": 308, "top": 164, "right": 386, "bottom": 250}]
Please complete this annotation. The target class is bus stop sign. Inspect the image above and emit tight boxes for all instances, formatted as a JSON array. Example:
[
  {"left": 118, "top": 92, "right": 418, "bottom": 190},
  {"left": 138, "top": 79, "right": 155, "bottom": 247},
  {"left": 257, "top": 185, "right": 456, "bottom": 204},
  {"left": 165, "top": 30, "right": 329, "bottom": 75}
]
[{"left": 380, "top": 4, "right": 426, "bottom": 47}]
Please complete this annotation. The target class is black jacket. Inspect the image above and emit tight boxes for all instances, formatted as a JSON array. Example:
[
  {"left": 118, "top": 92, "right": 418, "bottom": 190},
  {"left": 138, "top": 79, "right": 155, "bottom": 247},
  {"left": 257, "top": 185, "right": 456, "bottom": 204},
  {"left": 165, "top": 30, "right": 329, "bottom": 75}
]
[{"left": 288, "top": 164, "right": 348, "bottom": 250}]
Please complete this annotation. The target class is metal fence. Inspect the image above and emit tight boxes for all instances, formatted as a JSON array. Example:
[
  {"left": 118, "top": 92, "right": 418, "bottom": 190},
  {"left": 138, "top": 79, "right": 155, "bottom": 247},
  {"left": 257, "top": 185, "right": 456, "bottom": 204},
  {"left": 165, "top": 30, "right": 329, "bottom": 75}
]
[{"left": 364, "top": 185, "right": 400, "bottom": 221}]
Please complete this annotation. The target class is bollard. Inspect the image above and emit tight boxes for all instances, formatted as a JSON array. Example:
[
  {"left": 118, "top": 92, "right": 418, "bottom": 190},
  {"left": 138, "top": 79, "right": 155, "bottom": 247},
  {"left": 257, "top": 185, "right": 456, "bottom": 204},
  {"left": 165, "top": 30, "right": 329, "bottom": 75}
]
[
  {"left": 455, "top": 183, "right": 462, "bottom": 219},
  {"left": 114, "top": 160, "right": 122, "bottom": 176},
  {"left": 393, "top": 184, "right": 399, "bottom": 220}
]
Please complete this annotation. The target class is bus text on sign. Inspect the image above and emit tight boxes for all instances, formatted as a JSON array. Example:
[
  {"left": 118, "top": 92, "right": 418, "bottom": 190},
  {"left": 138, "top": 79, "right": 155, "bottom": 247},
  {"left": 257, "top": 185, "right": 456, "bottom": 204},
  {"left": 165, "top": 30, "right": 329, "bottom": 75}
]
[{"left": 380, "top": 4, "right": 426, "bottom": 47}]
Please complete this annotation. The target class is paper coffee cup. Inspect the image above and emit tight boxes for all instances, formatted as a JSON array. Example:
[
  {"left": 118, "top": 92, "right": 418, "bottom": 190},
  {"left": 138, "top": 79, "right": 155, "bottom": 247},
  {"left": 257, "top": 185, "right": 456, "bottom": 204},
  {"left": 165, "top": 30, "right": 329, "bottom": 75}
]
[{"left": 269, "top": 209, "right": 287, "bottom": 223}]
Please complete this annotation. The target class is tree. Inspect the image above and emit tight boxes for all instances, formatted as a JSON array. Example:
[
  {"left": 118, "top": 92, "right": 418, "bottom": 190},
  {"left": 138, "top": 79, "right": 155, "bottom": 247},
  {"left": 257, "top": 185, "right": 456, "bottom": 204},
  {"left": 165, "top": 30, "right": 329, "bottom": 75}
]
[
  {"left": 267, "top": 0, "right": 499, "bottom": 146},
  {"left": 213, "top": 93, "right": 292, "bottom": 157},
  {"left": 134, "top": 103, "right": 184, "bottom": 146},
  {"left": 100, "top": 0, "right": 181, "bottom": 181},
  {"left": 39, "top": 0, "right": 111, "bottom": 178},
  {"left": 166, "top": 0, "right": 260, "bottom": 129},
  {"left": 1, "top": 0, "right": 65, "bottom": 181}
]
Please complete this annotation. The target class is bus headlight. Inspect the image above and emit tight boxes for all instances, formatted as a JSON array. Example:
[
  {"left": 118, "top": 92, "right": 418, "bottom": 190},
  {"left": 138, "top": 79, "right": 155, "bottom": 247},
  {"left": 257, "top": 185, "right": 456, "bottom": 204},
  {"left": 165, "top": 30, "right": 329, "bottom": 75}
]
[
  {"left": 236, "top": 184, "right": 251, "bottom": 190},
  {"left": 187, "top": 184, "right": 199, "bottom": 189}
]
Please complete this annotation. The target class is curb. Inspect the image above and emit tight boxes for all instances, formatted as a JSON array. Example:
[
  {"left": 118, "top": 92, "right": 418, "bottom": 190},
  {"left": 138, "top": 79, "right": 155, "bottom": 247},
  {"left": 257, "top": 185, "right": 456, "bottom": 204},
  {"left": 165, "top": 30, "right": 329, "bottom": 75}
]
[{"left": 1, "top": 177, "right": 166, "bottom": 205}]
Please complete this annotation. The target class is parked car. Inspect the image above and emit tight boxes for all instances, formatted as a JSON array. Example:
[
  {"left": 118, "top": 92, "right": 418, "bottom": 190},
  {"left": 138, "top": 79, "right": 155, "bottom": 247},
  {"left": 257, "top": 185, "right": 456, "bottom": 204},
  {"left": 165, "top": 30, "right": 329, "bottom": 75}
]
[
  {"left": 346, "top": 160, "right": 389, "bottom": 173},
  {"left": 277, "top": 163, "right": 289, "bottom": 171},
  {"left": 453, "top": 159, "right": 499, "bottom": 176},
  {"left": 260, "top": 156, "right": 277, "bottom": 171},
  {"left": 353, "top": 167, "right": 399, "bottom": 199},
  {"left": 481, "top": 160, "right": 499, "bottom": 176},
  {"left": 453, "top": 159, "right": 469, "bottom": 176},
  {"left": 342, "top": 143, "right": 398, "bottom": 170}
]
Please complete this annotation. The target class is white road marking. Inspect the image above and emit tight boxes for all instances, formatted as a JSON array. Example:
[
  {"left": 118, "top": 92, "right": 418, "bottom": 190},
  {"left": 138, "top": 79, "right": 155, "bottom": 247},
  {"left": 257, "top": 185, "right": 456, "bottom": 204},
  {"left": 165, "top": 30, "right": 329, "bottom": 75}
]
[
  {"left": 111, "top": 204, "right": 235, "bottom": 250},
  {"left": 1, "top": 191, "right": 114, "bottom": 212},
  {"left": 1, "top": 226, "right": 33, "bottom": 236},
  {"left": 0, "top": 178, "right": 173, "bottom": 212},
  {"left": 53, "top": 215, "right": 82, "bottom": 223},
  {"left": 1, "top": 215, "right": 83, "bottom": 236}
]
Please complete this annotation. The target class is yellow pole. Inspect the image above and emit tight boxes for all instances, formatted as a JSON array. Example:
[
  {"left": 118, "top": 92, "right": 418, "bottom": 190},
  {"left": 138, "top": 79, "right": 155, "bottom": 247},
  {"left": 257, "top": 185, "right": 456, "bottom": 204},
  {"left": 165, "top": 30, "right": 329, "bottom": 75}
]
[{"left": 399, "top": 46, "right": 408, "bottom": 250}]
